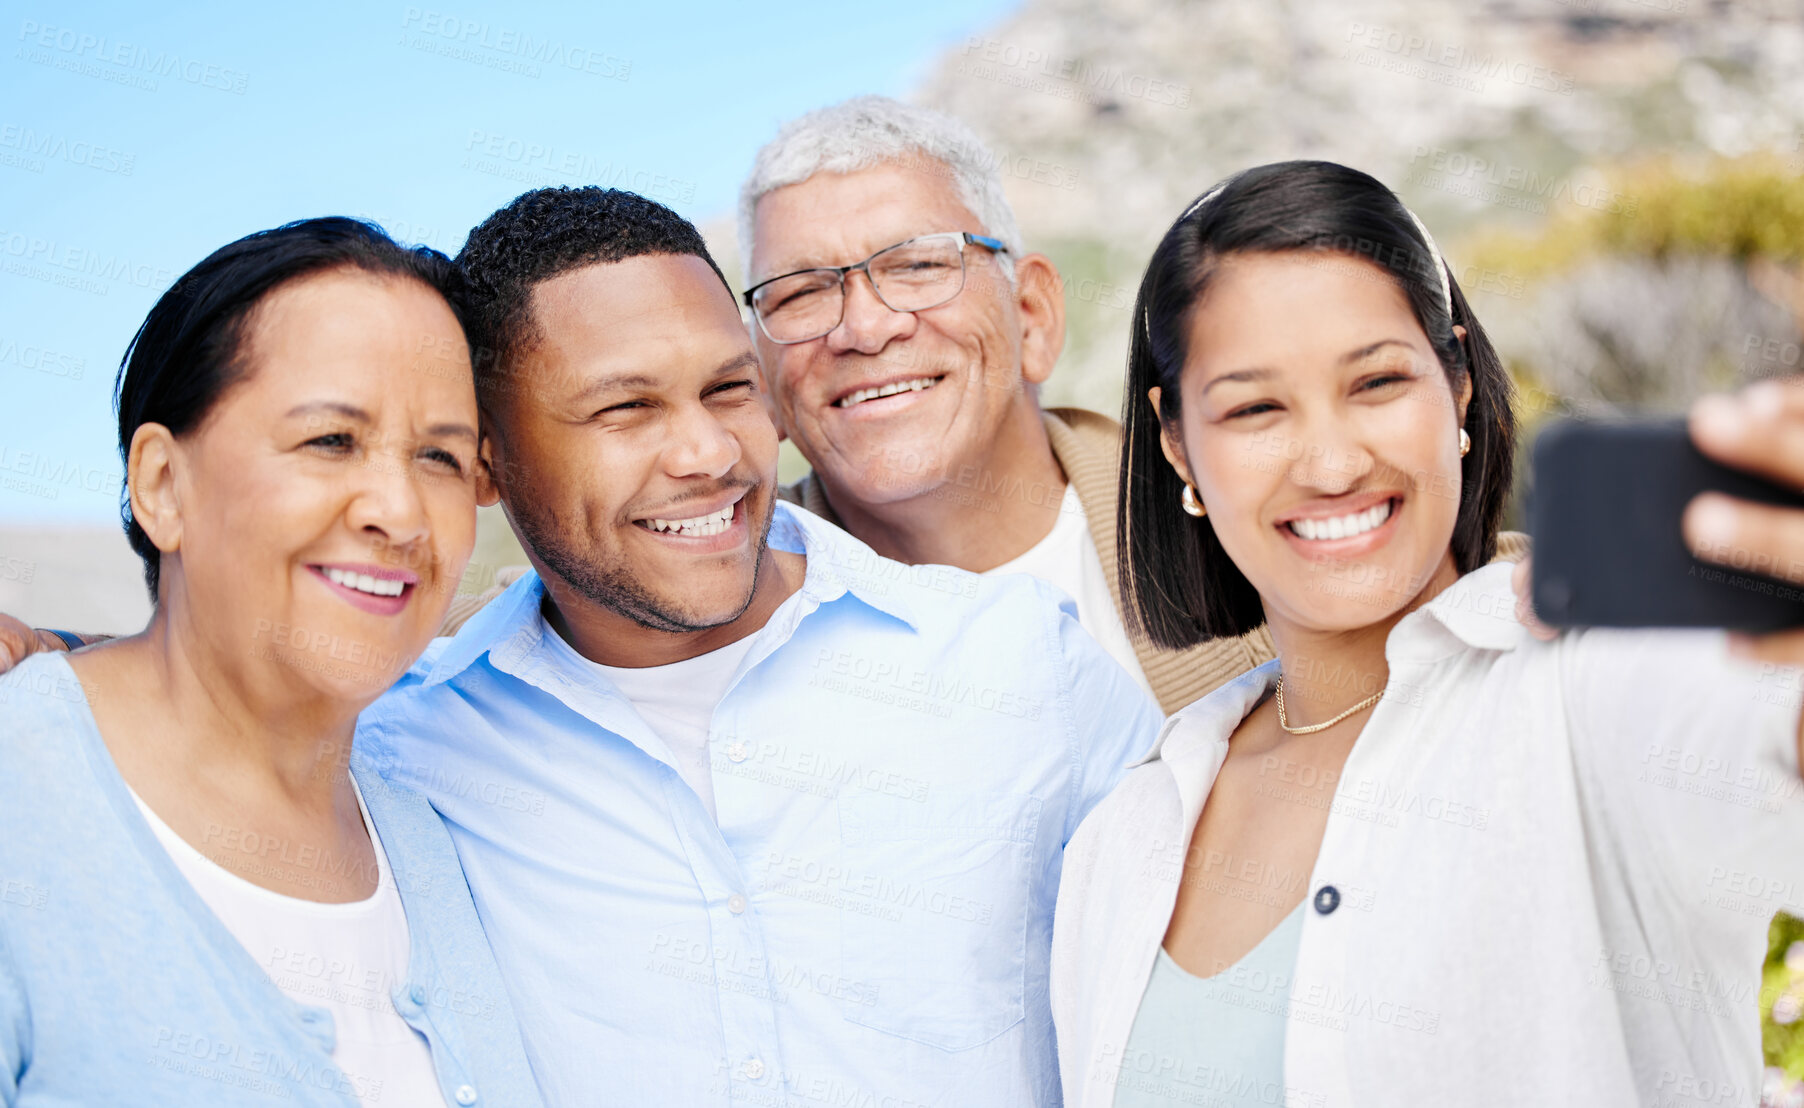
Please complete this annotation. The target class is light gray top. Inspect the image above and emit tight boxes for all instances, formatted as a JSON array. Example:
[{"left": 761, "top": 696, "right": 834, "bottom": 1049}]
[{"left": 1113, "top": 900, "right": 1305, "bottom": 1108}]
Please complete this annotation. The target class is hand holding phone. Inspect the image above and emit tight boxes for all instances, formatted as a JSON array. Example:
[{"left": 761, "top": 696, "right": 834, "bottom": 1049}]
[
  {"left": 1685, "top": 378, "right": 1804, "bottom": 662},
  {"left": 1529, "top": 410, "right": 1804, "bottom": 633}
]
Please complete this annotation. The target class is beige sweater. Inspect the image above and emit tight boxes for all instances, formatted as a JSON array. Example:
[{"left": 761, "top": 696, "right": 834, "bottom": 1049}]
[{"left": 442, "top": 406, "right": 1525, "bottom": 716}]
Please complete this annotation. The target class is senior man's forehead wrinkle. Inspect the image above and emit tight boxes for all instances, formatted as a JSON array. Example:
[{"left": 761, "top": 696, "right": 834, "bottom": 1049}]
[
  {"left": 754, "top": 221, "right": 949, "bottom": 283},
  {"left": 750, "top": 162, "right": 987, "bottom": 281}
]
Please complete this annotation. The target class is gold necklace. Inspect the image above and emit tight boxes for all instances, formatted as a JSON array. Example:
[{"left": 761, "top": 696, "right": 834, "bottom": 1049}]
[{"left": 1274, "top": 675, "right": 1384, "bottom": 735}]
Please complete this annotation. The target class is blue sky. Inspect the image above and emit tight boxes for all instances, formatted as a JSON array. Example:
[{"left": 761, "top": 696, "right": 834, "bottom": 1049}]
[{"left": 0, "top": 0, "right": 1019, "bottom": 524}]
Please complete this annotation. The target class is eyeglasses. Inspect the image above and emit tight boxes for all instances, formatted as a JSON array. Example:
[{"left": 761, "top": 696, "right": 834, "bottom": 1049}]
[{"left": 742, "top": 231, "right": 1008, "bottom": 345}]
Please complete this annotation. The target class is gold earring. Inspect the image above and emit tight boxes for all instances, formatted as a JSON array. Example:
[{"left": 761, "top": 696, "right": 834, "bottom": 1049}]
[
  {"left": 1181, "top": 483, "right": 1208, "bottom": 518},
  {"left": 1459, "top": 429, "right": 1472, "bottom": 457}
]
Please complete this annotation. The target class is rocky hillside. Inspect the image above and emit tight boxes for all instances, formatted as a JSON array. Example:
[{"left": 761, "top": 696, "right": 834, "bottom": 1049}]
[{"left": 911, "top": 0, "right": 1804, "bottom": 414}]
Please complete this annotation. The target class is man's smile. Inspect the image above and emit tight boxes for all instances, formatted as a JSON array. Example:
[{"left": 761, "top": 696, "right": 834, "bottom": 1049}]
[
  {"left": 631, "top": 489, "right": 752, "bottom": 548},
  {"left": 832, "top": 374, "right": 946, "bottom": 409}
]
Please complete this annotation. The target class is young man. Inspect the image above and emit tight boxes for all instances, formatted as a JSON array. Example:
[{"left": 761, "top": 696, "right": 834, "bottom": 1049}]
[{"left": 354, "top": 188, "right": 1162, "bottom": 1105}]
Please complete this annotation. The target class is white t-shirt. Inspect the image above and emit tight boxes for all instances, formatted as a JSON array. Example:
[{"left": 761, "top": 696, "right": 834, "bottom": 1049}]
[
  {"left": 131, "top": 780, "right": 446, "bottom": 1107},
  {"left": 985, "top": 483, "right": 1152, "bottom": 696},
  {"left": 591, "top": 633, "right": 760, "bottom": 821}
]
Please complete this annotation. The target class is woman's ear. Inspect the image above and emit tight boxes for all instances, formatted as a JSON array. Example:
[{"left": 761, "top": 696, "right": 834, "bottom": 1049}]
[
  {"left": 1148, "top": 386, "right": 1196, "bottom": 488},
  {"left": 1449, "top": 328, "right": 1474, "bottom": 428},
  {"left": 128, "top": 423, "right": 184, "bottom": 556}
]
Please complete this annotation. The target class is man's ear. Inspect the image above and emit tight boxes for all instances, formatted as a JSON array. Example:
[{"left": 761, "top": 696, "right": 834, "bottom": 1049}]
[
  {"left": 1148, "top": 386, "right": 1195, "bottom": 489},
  {"left": 128, "top": 423, "right": 184, "bottom": 556},
  {"left": 474, "top": 427, "right": 501, "bottom": 508},
  {"left": 1013, "top": 253, "right": 1066, "bottom": 387},
  {"left": 751, "top": 355, "right": 789, "bottom": 442}
]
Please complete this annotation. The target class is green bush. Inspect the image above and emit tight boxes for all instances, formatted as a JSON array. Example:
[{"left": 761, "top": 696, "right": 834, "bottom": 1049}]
[
  {"left": 1464, "top": 154, "right": 1804, "bottom": 278},
  {"left": 1767, "top": 913, "right": 1804, "bottom": 1084}
]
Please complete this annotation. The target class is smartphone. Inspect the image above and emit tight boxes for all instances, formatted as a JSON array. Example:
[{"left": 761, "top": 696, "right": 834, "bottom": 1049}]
[{"left": 1529, "top": 418, "right": 1804, "bottom": 631}]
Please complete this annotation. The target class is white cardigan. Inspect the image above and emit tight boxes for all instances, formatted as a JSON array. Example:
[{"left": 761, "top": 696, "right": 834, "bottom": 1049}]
[{"left": 1051, "top": 563, "right": 1804, "bottom": 1108}]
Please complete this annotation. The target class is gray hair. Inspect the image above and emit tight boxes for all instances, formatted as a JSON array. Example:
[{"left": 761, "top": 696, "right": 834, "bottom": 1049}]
[{"left": 737, "top": 95, "right": 1025, "bottom": 280}]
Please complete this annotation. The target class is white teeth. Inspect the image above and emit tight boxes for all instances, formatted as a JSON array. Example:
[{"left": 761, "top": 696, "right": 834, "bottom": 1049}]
[
  {"left": 1287, "top": 500, "right": 1393, "bottom": 542},
  {"left": 323, "top": 568, "right": 406, "bottom": 596},
  {"left": 836, "top": 376, "right": 941, "bottom": 408},
  {"left": 643, "top": 501, "right": 736, "bottom": 537}
]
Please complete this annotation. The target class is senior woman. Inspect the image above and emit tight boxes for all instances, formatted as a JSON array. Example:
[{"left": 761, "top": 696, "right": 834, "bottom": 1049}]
[
  {"left": 1050, "top": 161, "right": 1804, "bottom": 1107},
  {"left": 0, "top": 219, "right": 540, "bottom": 1106}
]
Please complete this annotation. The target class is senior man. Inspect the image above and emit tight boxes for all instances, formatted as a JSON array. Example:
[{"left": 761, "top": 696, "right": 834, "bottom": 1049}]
[{"left": 735, "top": 96, "right": 1267, "bottom": 712}]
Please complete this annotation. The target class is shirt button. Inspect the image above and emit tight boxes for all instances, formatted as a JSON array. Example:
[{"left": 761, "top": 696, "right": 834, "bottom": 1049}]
[
  {"left": 454, "top": 1084, "right": 478, "bottom": 1105},
  {"left": 742, "top": 1058, "right": 765, "bottom": 1080},
  {"left": 728, "top": 893, "right": 748, "bottom": 914},
  {"left": 409, "top": 984, "right": 428, "bottom": 1006},
  {"left": 726, "top": 740, "right": 748, "bottom": 763},
  {"left": 1313, "top": 885, "right": 1341, "bottom": 915}
]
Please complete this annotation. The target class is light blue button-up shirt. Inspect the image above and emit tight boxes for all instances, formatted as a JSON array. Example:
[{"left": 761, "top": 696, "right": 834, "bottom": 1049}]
[{"left": 357, "top": 502, "right": 1163, "bottom": 1107}]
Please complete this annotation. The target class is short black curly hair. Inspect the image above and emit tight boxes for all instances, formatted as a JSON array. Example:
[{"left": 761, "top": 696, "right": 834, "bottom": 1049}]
[{"left": 455, "top": 186, "right": 734, "bottom": 405}]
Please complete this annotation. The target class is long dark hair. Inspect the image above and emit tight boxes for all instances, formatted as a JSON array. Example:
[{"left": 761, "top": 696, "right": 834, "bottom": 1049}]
[
  {"left": 1119, "top": 160, "right": 1516, "bottom": 648},
  {"left": 115, "top": 217, "right": 467, "bottom": 598}
]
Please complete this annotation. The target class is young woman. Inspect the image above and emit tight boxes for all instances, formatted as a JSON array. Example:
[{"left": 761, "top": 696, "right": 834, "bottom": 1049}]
[
  {"left": 0, "top": 219, "right": 541, "bottom": 1106},
  {"left": 1050, "top": 161, "right": 1804, "bottom": 1107}
]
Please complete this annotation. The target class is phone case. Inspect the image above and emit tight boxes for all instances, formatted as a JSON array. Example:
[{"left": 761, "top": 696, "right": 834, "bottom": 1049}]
[{"left": 1529, "top": 418, "right": 1804, "bottom": 631}]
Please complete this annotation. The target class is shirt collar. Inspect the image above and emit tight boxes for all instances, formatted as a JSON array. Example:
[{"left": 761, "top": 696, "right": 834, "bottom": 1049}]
[
  {"left": 772, "top": 499, "right": 925, "bottom": 633},
  {"left": 1131, "top": 660, "right": 1277, "bottom": 831},
  {"left": 420, "top": 500, "right": 922, "bottom": 687},
  {"left": 421, "top": 565, "right": 547, "bottom": 687},
  {"left": 1133, "top": 661, "right": 1276, "bottom": 767},
  {"left": 1393, "top": 560, "right": 1528, "bottom": 660}
]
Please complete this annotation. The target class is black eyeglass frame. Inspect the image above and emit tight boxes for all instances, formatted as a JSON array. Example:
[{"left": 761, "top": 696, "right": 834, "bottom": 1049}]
[{"left": 741, "top": 231, "right": 1009, "bottom": 345}]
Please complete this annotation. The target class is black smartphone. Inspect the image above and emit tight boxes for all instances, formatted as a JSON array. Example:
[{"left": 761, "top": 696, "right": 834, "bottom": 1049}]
[{"left": 1529, "top": 418, "right": 1804, "bottom": 631}]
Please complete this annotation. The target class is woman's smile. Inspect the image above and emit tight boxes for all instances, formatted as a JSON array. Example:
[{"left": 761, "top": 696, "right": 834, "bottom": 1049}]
[
  {"left": 307, "top": 562, "right": 420, "bottom": 616},
  {"left": 1273, "top": 493, "right": 1404, "bottom": 559}
]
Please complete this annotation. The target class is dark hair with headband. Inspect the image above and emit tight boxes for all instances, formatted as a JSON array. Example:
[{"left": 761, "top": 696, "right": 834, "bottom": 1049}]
[{"left": 1118, "top": 159, "right": 1516, "bottom": 648}]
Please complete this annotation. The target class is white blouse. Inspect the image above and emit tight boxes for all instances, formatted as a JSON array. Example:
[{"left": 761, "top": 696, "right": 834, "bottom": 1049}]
[
  {"left": 1051, "top": 562, "right": 1804, "bottom": 1108},
  {"left": 132, "top": 779, "right": 448, "bottom": 1107}
]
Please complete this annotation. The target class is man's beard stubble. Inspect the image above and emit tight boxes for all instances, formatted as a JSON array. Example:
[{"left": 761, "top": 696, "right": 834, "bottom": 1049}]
[{"left": 507, "top": 483, "right": 776, "bottom": 635}]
